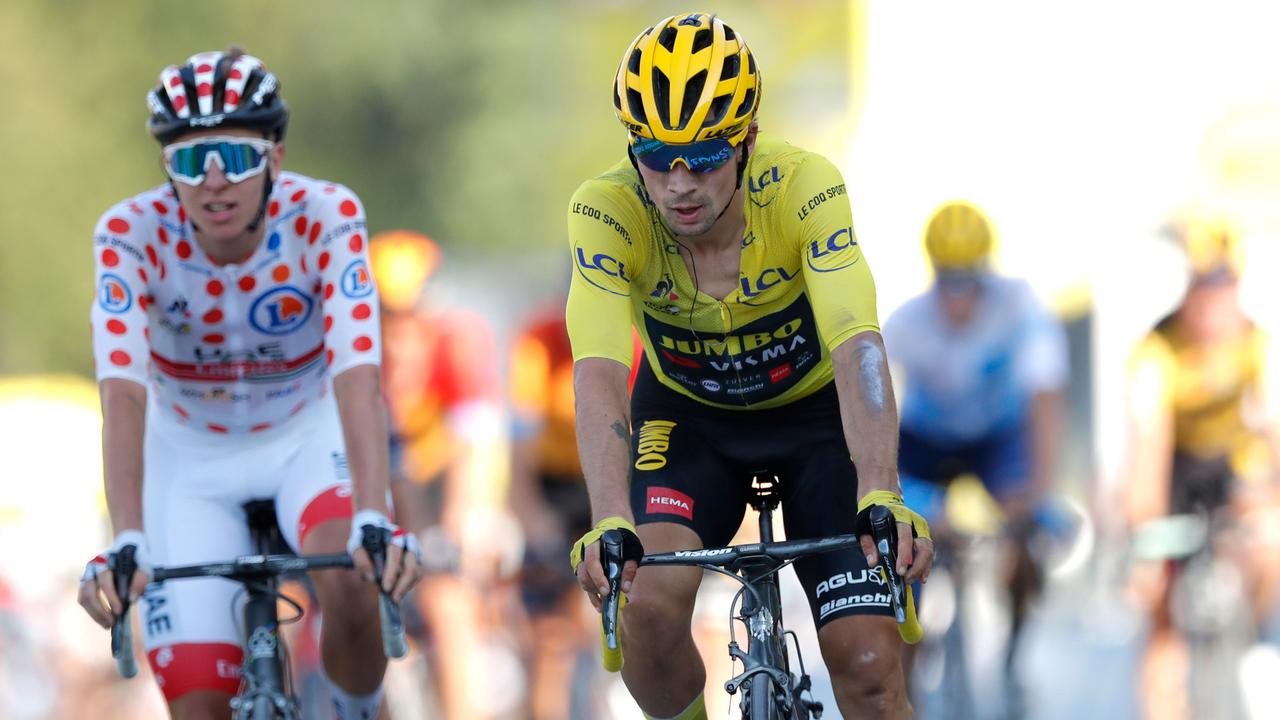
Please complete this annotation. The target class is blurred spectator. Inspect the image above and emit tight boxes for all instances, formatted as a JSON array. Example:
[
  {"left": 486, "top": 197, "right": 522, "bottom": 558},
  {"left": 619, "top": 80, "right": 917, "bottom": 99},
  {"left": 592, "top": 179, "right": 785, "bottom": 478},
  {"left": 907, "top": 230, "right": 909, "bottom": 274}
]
[
  {"left": 883, "top": 201, "right": 1069, "bottom": 711},
  {"left": 1122, "top": 216, "right": 1280, "bottom": 719},
  {"left": 369, "top": 230, "right": 520, "bottom": 719}
]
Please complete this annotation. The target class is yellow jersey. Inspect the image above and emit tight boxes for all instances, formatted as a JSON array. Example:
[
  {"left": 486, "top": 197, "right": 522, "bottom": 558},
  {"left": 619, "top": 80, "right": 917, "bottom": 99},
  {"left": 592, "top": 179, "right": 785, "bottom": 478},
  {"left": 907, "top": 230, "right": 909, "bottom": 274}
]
[
  {"left": 1131, "top": 314, "right": 1271, "bottom": 474},
  {"left": 566, "top": 134, "right": 879, "bottom": 410}
]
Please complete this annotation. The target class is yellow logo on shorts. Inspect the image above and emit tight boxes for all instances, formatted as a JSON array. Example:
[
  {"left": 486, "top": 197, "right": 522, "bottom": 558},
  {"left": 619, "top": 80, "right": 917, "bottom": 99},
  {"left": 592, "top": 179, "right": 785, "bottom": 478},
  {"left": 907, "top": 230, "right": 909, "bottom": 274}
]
[{"left": 634, "top": 420, "right": 676, "bottom": 471}]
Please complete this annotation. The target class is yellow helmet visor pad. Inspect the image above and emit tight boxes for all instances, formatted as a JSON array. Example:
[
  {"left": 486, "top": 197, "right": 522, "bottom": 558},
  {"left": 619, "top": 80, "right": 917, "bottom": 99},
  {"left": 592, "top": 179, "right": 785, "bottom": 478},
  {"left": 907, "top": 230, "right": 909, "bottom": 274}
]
[{"left": 632, "top": 137, "right": 735, "bottom": 173}]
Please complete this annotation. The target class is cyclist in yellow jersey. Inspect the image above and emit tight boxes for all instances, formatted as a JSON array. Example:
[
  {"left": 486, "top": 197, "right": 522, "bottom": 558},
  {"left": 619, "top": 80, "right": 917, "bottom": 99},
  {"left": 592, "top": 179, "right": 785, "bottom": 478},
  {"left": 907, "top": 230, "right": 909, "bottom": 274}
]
[
  {"left": 1124, "top": 217, "right": 1280, "bottom": 719},
  {"left": 566, "top": 13, "right": 932, "bottom": 719}
]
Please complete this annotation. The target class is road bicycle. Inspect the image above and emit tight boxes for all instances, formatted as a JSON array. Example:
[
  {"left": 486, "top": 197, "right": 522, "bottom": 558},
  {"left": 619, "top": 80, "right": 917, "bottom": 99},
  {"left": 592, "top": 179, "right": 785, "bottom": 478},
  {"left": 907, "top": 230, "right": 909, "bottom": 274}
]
[
  {"left": 599, "top": 474, "right": 920, "bottom": 720},
  {"left": 110, "top": 500, "right": 408, "bottom": 719}
]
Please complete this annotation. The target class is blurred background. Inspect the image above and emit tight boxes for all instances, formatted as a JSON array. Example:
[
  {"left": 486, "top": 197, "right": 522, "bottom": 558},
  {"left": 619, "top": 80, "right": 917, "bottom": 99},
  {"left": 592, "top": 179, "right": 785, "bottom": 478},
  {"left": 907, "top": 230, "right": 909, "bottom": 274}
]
[{"left": 3, "top": 0, "right": 1280, "bottom": 718}]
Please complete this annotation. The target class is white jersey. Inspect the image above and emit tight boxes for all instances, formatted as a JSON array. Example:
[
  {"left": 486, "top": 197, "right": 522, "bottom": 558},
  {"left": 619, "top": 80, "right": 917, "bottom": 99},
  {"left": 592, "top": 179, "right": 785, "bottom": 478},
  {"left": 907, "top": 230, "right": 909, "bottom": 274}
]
[
  {"left": 90, "top": 172, "right": 381, "bottom": 434},
  {"left": 883, "top": 275, "right": 1067, "bottom": 442}
]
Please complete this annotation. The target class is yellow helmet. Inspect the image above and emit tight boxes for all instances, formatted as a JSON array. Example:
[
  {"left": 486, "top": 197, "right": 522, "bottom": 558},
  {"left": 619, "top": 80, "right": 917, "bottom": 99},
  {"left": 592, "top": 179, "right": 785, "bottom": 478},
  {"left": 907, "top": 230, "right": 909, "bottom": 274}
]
[
  {"left": 613, "top": 13, "right": 761, "bottom": 146},
  {"left": 369, "top": 230, "right": 441, "bottom": 313},
  {"left": 924, "top": 201, "right": 995, "bottom": 271},
  {"left": 1176, "top": 217, "right": 1244, "bottom": 278}
]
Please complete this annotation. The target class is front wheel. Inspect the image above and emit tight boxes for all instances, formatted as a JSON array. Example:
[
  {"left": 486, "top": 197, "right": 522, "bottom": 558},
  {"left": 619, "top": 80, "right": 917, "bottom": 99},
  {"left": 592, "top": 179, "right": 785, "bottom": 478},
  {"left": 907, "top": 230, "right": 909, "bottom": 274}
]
[{"left": 746, "top": 674, "right": 784, "bottom": 720}]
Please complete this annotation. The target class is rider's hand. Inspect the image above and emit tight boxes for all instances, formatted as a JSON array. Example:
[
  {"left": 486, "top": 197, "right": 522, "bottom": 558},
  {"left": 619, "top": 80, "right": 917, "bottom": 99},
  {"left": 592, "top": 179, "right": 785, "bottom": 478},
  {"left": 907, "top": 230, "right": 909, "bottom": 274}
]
[
  {"left": 857, "top": 491, "right": 935, "bottom": 583},
  {"left": 571, "top": 516, "right": 643, "bottom": 612},
  {"left": 348, "top": 509, "right": 423, "bottom": 603},
  {"left": 77, "top": 530, "right": 152, "bottom": 629}
]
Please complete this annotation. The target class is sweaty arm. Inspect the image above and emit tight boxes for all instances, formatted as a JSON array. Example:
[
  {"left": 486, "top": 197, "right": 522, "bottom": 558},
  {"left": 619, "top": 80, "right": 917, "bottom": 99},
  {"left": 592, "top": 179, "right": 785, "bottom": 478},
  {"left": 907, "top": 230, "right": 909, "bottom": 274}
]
[{"left": 830, "top": 333, "right": 901, "bottom": 497}]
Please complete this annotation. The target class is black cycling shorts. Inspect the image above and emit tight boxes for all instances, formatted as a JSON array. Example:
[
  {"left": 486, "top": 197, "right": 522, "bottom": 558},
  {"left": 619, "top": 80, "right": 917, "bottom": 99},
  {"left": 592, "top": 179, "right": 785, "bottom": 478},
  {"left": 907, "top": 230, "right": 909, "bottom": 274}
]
[
  {"left": 1170, "top": 451, "right": 1234, "bottom": 515},
  {"left": 628, "top": 359, "right": 893, "bottom": 630}
]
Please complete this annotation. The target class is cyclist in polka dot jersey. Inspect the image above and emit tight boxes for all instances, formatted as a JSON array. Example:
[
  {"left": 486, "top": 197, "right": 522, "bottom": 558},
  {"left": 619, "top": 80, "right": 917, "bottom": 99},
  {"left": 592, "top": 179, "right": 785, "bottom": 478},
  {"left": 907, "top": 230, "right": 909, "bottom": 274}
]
[
  {"left": 93, "top": 178, "right": 376, "bottom": 430},
  {"left": 77, "top": 48, "right": 421, "bottom": 720}
]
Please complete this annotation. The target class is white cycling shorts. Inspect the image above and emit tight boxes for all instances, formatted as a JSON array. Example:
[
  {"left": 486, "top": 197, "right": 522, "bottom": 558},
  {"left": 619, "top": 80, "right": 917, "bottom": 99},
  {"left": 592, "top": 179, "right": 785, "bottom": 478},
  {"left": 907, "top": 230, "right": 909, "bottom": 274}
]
[{"left": 138, "top": 390, "right": 354, "bottom": 701}]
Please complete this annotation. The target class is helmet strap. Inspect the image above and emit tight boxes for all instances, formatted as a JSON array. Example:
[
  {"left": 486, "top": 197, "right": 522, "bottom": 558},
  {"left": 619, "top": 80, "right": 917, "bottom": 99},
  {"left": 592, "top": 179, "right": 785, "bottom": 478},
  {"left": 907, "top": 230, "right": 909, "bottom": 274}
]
[{"left": 245, "top": 170, "right": 274, "bottom": 234}]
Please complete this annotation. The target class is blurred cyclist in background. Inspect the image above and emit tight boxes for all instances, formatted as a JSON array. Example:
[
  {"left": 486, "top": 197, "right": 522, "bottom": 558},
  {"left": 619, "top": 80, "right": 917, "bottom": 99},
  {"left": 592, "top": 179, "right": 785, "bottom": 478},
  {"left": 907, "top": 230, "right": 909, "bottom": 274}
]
[
  {"left": 882, "top": 201, "right": 1069, "bottom": 701},
  {"left": 508, "top": 298, "right": 641, "bottom": 720},
  {"left": 1123, "top": 217, "right": 1280, "bottom": 719},
  {"left": 368, "top": 230, "right": 515, "bottom": 719}
]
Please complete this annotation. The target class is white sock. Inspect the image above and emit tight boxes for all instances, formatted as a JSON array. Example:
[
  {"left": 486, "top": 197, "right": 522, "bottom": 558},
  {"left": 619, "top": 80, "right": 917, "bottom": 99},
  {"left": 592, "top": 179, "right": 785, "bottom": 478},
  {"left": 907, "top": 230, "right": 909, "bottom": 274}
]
[{"left": 326, "top": 673, "right": 384, "bottom": 720}]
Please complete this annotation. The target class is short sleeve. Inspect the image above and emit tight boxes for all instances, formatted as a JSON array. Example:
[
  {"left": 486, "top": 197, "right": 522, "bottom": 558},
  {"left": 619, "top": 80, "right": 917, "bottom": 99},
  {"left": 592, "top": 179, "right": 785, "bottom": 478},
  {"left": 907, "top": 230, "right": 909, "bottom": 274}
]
[
  {"left": 787, "top": 155, "right": 880, "bottom": 350},
  {"left": 90, "top": 208, "right": 152, "bottom": 387},
  {"left": 309, "top": 189, "right": 381, "bottom": 375},
  {"left": 565, "top": 178, "right": 642, "bottom": 366}
]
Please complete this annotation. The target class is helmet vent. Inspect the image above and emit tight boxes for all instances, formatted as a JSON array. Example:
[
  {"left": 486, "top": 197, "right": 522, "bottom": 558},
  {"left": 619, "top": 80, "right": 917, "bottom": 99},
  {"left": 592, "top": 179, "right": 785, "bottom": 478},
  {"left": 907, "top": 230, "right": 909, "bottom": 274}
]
[
  {"left": 681, "top": 70, "right": 707, "bottom": 126},
  {"left": 627, "top": 88, "right": 648, "bottom": 124},
  {"left": 691, "top": 28, "right": 713, "bottom": 54},
  {"left": 747, "top": 53, "right": 756, "bottom": 76},
  {"left": 736, "top": 88, "right": 755, "bottom": 118},
  {"left": 628, "top": 48, "right": 642, "bottom": 74},
  {"left": 657, "top": 26, "right": 678, "bottom": 52},
  {"left": 723, "top": 25, "right": 737, "bottom": 42},
  {"left": 722, "top": 54, "right": 740, "bottom": 80},
  {"left": 652, "top": 70, "right": 671, "bottom": 124},
  {"left": 613, "top": 87, "right": 622, "bottom": 110},
  {"left": 708, "top": 94, "right": 731, "bottom": 126}
]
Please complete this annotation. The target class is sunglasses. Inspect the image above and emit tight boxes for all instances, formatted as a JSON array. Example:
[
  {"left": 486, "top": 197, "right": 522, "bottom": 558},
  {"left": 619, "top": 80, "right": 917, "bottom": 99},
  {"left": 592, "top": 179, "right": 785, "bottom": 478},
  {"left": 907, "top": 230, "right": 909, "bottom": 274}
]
[
  {"left": 631, "top": 136, "right": 737, "bottom": 174},
  {"left": 162, "top": 136, "right": 275, "bottom": 186}
]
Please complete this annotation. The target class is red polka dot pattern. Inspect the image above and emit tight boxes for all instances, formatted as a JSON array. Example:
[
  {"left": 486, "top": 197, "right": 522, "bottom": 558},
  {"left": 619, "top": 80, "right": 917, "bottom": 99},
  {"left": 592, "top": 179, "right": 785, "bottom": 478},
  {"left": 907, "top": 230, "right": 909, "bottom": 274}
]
[
  {"left": 110, "top": 350, "right": 131, "bottom": 366},
  {"left": 339, "top": 200, "right": 358, "bottom": 217},
  {"left": 173, "top": 404, "right": 189, "bottom": 419},
  {"left": 318, "top": 252, "right": 331, "bottom": 270},
  {"left": 146, "top": 245, "right": 159, "bottom": 267},
  {"left": 106, "top": 319, "right": 127, "bottom": 335},
  {"left": 291, "top": 401, "right": 307, "bottom": 416},
  {"left": 207, "top": 423, "right": 229, "bottom": 434},
  {"left": 102, "top": 249, "right": 119, "bottom": 267},
  {"left": 291, "top": 189, "right": 307, "bottom": 202},
  {"left": 138, "top": 268, "right": 148, "bottom": 283},
  {"left": 323, "top": 284, "right": 335, "bottom": 300},
  {"left": 153, "top": 201, "right": 169, "bottom": 215},
  {"left": 238, "top": 276, "right": 256, "bottom": 292},
  {"left": 294, "top": 216, "right": 307, "bottom": 236},
  {"left": 207, "top": 279, "right": 224, "bottom": 296},
  {"left": 349, "top": 234, "right": 363, "bottom": 253},
  {"left": 323, "top": 315, "right": 333, "bottom": 332},
  {"left": 203, "top": 309, "right": 223, "bottom": 323},
  {"left": 202, "top": 333, "right": 225, "bottom": 344},
  {"left": 309, "top": 222, "right": 323, "bottom": 244},
  {"left": 273, "top": 265, "right": 290, "bottom": 282},
  {"left": 269, "top": 200, "right": 280, "bottom": 217},
  {"left": 107, "top": 218, "right": 130, "bottom": 233},
  {"left": 157, "top": 227, "right": 169, "bottom": 245},
  {"left": 250, "top": 423, "right": 272, "bottom": 433},
  {"left": 353, "top": 336, "right": 373, "bottom": 352},
  {"left": 352, "top": 303, "right": 372, "bottom": 320},
  {"left": 176, "top": 241, "right": 192, "bottom": 260},
  {"left": 326, "top": 349, "right": 335, "bottom": 366}
]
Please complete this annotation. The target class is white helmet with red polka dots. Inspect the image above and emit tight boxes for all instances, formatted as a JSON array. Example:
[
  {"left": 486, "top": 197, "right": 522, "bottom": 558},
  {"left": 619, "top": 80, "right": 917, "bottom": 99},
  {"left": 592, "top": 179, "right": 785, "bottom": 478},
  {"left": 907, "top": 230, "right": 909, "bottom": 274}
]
[{"left": 146, "top": 48, "right": 289, "bottom": 145}]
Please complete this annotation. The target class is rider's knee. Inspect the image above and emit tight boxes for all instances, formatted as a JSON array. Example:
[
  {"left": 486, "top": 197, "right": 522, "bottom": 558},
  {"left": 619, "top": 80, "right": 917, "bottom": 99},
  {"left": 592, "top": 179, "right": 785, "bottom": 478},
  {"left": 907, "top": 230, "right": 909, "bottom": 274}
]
[
  {"left": 822, "top": 618, "right": 908, "bottom": 711},
  {"left": 621, "top": 583, "right": 694, "bottom": 650}
]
